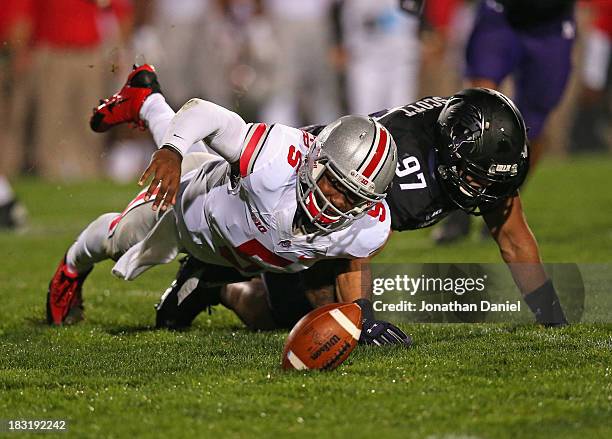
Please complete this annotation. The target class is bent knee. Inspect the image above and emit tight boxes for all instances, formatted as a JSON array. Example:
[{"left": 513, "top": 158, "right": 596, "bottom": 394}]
[
  {"left": 222, "top": 280, "right": 278, "bottom": 330},
  {"left": 105, "top": 205, "right": 158, "bottom": 260}
]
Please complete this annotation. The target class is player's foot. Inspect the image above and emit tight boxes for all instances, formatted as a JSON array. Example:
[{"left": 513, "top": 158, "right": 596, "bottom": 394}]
[
  {"left": 90, "top": 64, "right": 161, "bottom": 133},
  {"left": 0, "top": 198, "right": 27, "bottom": 231},
  {"left": 46, "top": 256, "right": 92, "bottom": 325},
  {"left": 155, "top": 257, "right": 222, "bottom": 329},
  {"left": 432, "top": 210, "right": 471, "bottom": 245}
]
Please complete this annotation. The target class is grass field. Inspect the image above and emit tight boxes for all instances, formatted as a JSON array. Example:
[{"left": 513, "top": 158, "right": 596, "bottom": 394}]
[{"left": 1, "top": 155, "right": 611, "bottom": 438}]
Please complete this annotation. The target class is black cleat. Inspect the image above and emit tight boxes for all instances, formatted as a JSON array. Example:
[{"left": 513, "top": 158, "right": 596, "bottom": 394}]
[{"left": 155, "top": 257, "right": 219, "bottom": 329}]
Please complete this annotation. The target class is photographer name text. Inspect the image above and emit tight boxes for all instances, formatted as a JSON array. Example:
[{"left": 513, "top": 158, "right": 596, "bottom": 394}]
[{"left": 373, "top": 300, "right": 521, "bottom": 312}]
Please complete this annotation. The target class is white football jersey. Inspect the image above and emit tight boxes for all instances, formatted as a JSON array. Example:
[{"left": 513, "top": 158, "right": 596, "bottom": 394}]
[{"left": 178, "top": 123, "right": 391, "bottom": 275}]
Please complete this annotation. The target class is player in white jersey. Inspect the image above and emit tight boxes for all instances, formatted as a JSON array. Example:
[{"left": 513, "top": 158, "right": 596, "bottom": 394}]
[{"left": 45, "top": 64, "right": 398, "bottom": 326}]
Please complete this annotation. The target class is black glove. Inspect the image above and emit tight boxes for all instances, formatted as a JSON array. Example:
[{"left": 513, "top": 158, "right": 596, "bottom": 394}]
[{"left": 353, "top": 298, "right": 412, "bottom": 347}]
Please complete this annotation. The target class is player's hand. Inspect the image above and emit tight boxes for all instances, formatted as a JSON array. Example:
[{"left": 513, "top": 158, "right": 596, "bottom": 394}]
[
  {"left": 138, "top": 146, "right": 182, "bottom": 211},
  {"left": 353, "top": 298, "right": 412, "bottom": 347},
  {"left": 360, "top": 318, "right": 412, "bottom": 346}
]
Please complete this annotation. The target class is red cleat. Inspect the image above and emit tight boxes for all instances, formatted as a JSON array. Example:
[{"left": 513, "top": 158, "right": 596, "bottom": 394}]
[
  {"left": 46, "top": 256, "right": 92, "bottom": 325},
  {"left": 90, "top": 64, "right": 161, "bottom": 132}
]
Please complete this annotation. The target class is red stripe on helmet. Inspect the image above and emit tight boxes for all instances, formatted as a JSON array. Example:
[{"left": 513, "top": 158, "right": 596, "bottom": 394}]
[
  {"left": 239, "top": 123, "right": 267, "bottom": 177},
  {"left": 361, "top": 127, "right": 388, "bottom": 178}
]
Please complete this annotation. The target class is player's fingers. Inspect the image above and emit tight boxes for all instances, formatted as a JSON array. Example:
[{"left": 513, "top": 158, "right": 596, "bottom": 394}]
[
  {"left": 153, "top": 179, "right": 170, "bottom": 211},
  {"left": 385, "top": 329, "right": 405, "bottom": 344},
  {"left": 387, "top": 328, "right": 412, "bottom": 346},
  {"left": 138, "top": 164, "right": 154, "bottom": 187},
  {"left": 376, "top": 335, "right": 391, "bottom": 345},
  {"left": 145, "top": 178, "right": 160, "bottom": 204},
  {"left": 159, "top": 190, "right": 172, "bottom": 211},
  {"left": 151, "top": 190, "right": 163, "bottom": 211},
  {"left": 162, "top": 185, "right": 178, "bottom": 211},
  {"left": 380, "top": 333, "right": 396, "bottom": 345},
  {"left": 389, "top": 326, "right": 408, "bottom": 339}
]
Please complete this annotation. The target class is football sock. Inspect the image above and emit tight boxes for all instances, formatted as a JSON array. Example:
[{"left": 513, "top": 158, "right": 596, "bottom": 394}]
[
  {"left": 66, "top": 213, "right": 119, "bottom": 274},
  {"left": 524, "top": 280, "right": 568, "bottom": 327}
]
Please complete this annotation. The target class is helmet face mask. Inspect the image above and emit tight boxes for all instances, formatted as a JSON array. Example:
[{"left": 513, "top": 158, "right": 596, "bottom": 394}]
[
  {"left": 439, "top": 161, "right": 524, "bottom": 213},
  {"left": 297, "top": 115, "right": 397, "bottom": 233},
  {"left": 435, "top": 88, "right": 529, "bottom": 215}
]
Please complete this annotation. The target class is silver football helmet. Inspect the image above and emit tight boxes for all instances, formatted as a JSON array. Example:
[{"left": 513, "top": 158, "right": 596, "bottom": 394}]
[{"left": 297, "top": 115, "right": 398, "bottom": 233}]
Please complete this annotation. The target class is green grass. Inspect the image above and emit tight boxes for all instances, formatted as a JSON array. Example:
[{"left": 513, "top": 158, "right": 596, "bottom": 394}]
[{"left": 1, "top": 156, "right": 611, "bottom": 438}]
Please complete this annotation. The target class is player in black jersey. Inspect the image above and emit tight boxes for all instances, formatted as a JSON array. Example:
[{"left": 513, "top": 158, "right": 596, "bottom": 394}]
[{"left": 155, "top": 88, "right": 567, "bottom": 345}]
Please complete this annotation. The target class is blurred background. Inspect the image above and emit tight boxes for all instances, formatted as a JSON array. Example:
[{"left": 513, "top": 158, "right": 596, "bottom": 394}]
[{"left": 0, "top": 0, "right": 610, "bottom": 227}]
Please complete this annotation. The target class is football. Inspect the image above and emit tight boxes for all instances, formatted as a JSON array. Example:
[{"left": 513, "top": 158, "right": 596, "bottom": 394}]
[{"left": 281, "top": 302, "right": 362, "bottom": 371}]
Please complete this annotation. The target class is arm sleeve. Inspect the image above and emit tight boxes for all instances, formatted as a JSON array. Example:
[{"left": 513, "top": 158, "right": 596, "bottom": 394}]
[{"left": 160, "top": 98, "right": 248, "bottom": 163}]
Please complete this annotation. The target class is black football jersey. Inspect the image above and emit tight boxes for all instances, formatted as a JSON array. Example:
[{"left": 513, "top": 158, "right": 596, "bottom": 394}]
[
  {"left": 302, "top": 97, "right": 458, "bottom": 232},
  {"left": 498, "top": 0, "right": 575, "bottom": 29},
  {"left": 370, "top": 97, "right": 457, "bottom": 231}
]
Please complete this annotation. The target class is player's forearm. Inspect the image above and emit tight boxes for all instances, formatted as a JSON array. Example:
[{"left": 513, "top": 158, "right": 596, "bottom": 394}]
[
  {"left": 335, "top": 258, "right": 372, "bottom": 302},
  {"left": 494, "top": 215, "right": 546, "bottom": 295},
  {"left": 502, "top": 236, "right": 567, "bottom": 326},
  {"left": 502, "top": 242, "right": 548, "bottom": 296},
  {"left": 161, "top": 98, "right": 247, "bottom": 162}
]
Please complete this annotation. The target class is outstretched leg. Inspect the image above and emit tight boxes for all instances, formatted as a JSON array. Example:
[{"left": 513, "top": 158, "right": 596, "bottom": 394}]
[
  {"left": 48, "top": 65, "right": 215, "bottom": 325},
  {"left": 90, "top": 63, "right": 208, "bottom": 154},
  {"left": 47, "top": 188, "right": 162, "bottom": 325}
]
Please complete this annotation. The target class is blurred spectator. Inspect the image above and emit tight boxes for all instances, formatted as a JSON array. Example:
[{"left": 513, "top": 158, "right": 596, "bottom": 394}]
[
  {"left": 465, "top": 0, "right": 576, "bottom": 167},
  {"left": 261, "top": 0, "right": 340, "bottom": 126},
  {"left": 196, "top": 0, "right": 277, "bottom": 117},
  {"left": 420, "top": 0, "right": 475, "bottom": 97},
  {"left": 0, "top": 0, "right": 33, "bottom": 178},
  {"left": 0, "top": 0, "right": 32, "bottom": 230},
  {"left": 232, "top": 0, "right": 281, "bottom": 118},
  {"left": 570, "top": 0, "right": 611, "bottom": 153},
  {"left": 105, "top": 0, "right": 279, "bottom": 182},
  {"left": 29, "top": 0, "right": 132, "bottom": 181},
  {"left": 0, "top": 175, "right": 27, "bottom": 231},
  {"left": 433, "top": 0, "right": 577, "bottom": 244},
  {"left": 128, "top": 0, "right": 275, "bottom": 110},
  {"left": 341, "top": 0, "right": 421, "bottom": 115},
  {"left": 140, "top": 0, "right": 216, "bottom": 108}
]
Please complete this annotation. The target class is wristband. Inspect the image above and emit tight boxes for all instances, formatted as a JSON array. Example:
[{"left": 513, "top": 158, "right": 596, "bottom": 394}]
[
  {"left": 353, "top": 298, "right": 374, "bottom": 321},
  {"left": 524, "top": 280, "right": 568, "bottom": 327}
]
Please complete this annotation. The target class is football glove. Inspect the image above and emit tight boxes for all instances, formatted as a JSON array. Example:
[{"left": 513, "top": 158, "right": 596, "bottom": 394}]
[{"left": 353, "top": 298, "right": 412, "bottom": 347}]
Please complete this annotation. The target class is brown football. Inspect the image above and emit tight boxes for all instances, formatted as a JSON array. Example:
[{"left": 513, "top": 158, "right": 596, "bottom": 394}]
[{"left": 281, "top": 302, "right": 362, "bottom": 371}]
